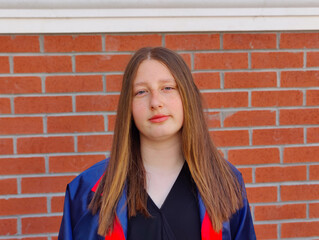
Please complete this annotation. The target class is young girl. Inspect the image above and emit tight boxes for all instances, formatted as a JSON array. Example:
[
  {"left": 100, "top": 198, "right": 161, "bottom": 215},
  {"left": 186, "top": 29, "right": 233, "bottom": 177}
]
[{"left": 58, "top": 47, "right": 256, "bottom": 240}]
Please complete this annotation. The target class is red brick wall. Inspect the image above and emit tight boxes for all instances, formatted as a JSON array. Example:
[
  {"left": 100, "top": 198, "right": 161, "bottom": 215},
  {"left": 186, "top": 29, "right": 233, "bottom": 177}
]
[{"left": 0, "top": 33, "right": 319, "bottom": 239}]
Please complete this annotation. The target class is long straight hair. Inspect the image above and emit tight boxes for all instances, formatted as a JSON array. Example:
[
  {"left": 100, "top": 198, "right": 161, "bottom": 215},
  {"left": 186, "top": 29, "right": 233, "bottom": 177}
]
[{"left": 89, "top": 47, "right": 243, "bottom": 236}]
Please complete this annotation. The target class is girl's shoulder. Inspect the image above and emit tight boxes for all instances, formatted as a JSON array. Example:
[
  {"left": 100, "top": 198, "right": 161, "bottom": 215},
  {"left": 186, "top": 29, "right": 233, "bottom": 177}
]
[{"left": 67, "top": 158, "right": 109, "bottom": 198}]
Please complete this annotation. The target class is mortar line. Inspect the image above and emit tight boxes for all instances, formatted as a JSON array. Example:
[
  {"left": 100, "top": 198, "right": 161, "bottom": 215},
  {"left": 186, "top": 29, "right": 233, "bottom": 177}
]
[
  {"left": 276, "top": 32, "right": 280, "bottom": 50},
  {"left": 39, "top": 35, "right": 44, "bottom": 53},
  {"left": 17, "top": 217, "right": 21, "bottom": 235},
  {"left": 220, "top": 33, "right": 223, "bottom": 50},
  {"left": 10, "top": 96, "right": 14, "bottom": 114},
  {"left": 220, "top": 72, "right": 224, "bottom": 89},
  {"left": 41, "top": 75, "right": 46, "bottom": 93},
  {"left": 74, "top": 135, "right": 78, "bottom": 153},
  {"left": 162, "top": 34, "right": 166, "bottom": 47},
  {"left": 101, "top": 34, "right": 106, "bottom": 52},
  {"left": 13, "top": 137, "right": 17, "bottom": 155},
  {"left": 45, "top": 155, "right": 49, "bottom": 174},
  {"left": 104, "top": 114, "right": 108, "bottom": 131},
  {"left": 9, "top": 55, "right": 14, "bottom": 74},
  {"left": 17, "top": 177, "right": 21, "bottom": 194},
  {"left": 72, "top": 55, "right": 76, "bottom": 73},
  {"left": 47, "top": 196, "right": 51, "bottom": 213}
]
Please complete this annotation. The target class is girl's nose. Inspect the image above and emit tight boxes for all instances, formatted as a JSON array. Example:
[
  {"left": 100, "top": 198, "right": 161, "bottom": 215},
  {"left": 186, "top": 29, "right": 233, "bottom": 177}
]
[{"left": 150, "top": 91, "right": 163, "bottom": 110}]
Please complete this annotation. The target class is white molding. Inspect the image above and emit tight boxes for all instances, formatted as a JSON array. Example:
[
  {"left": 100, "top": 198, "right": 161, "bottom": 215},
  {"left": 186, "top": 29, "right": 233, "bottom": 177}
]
[
  {"left": 1, "top": 8, "right": 319, "bottom": 33},
  {"left": 1, "top": 0, "right": 319, "bottom": 8}
]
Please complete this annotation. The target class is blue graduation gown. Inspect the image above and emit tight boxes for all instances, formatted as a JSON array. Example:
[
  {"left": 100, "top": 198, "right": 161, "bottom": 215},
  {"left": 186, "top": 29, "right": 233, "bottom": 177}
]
[{"left": 58, "top": 159, "right": 256, "bottom": 240}]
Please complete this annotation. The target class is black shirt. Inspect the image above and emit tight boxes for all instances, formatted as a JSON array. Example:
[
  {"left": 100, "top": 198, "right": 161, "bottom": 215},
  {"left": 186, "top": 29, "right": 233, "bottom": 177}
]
[{"left": 127, "top": 163, "right": 201, "bottom": 240}]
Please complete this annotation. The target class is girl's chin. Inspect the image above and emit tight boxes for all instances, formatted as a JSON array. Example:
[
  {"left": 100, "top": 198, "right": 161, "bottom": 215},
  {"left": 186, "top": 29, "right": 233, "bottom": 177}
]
[{"left": 142, "top": 132, "right": 181, "bottom": 142}]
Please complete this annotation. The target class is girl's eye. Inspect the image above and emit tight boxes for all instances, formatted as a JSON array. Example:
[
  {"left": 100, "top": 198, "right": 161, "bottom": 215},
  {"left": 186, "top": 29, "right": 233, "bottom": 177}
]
[
  {"left": 135, "top": 90, "right": 146, "bottom": 96},
  {"left": 163, "top": 86, "right": 174, "bottom": 91}
]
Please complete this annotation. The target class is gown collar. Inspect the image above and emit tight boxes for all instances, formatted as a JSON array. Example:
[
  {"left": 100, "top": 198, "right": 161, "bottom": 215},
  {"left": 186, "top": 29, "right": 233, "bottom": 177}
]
[{"left": 91, "top": 174, "right": 222, "bottom": 240}]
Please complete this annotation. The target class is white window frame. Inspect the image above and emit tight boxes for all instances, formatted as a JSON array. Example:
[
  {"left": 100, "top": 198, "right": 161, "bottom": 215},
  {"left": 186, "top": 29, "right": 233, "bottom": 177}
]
[{"left": 1, "top": 0, "right": 319, "bottom": 33}]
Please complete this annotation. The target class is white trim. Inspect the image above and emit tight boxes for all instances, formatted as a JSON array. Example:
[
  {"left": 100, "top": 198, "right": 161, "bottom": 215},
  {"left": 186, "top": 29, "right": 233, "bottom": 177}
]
[
  {"left": 1, "top": 8, "right": 319, "bottom": 33},
  {"left": 1, "top": 0, "right": 319, "bottom": 8}
]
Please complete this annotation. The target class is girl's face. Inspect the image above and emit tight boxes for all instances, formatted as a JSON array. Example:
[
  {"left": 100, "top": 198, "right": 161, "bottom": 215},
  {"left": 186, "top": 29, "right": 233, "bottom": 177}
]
[{"left": 132, "top": 59, "right": 184, "bottom": 142}]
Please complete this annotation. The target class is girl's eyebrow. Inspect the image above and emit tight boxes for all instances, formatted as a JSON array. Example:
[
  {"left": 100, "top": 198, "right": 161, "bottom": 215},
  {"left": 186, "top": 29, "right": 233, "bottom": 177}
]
[{"left": 133, "top": 79, "right": 175, "bottom": 87}]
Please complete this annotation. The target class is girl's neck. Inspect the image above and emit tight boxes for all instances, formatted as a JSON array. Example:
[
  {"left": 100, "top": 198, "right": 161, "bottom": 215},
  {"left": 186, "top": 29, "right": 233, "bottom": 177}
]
[{"left": 140, "top": 133, "right": 184, "bottom": 174}]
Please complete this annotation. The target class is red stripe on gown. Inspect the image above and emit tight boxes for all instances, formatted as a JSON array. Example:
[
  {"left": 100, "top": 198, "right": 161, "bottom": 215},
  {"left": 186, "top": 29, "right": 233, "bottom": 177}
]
[
  {"left": 105, "top": 216, "right": 126, "bottom": 240},
  {"left": 201, "top": 212, "right": 222, "bottom": 240},
  {"left": 91, "top": 177, "right": 125, "bottom": 240}
]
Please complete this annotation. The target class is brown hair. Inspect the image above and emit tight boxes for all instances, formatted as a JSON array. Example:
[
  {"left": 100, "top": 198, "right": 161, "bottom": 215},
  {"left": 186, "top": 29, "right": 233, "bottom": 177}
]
[{"left": 89, "top": 47, "right": 243, "bottom": 236}]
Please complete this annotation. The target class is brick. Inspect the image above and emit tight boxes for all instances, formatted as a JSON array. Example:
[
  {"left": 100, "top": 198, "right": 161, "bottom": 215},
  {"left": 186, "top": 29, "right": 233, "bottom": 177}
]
[
  {"left": 281, "top": 184, "right": 319, "bottom": 201},
  {"left": 17, "top": 238, "right": 47, "bottom": 240},
  {"left": 7, "top": 237, "right": 47, "bottom": 240},
  {"left": 0, "top": 117, "right": 43, "bottom": 135},
  {"left": 0, "top": 197, "right": 46, "bottom": 215},
  {"left": 282, "top": 221, "right": 319, "bottom": 238},
  {"left": 76, "top": 54, "right": 131, "bottom": 72},
  {"left": 0, "top": 76, "right": 42, "bottom": 94},
  {"left": 76, "top": 95, "right": 119, "bottom": 112},
  {"left": 310, "top": 165, "right": 319, "bottom": 180},
  {"left": 202, "top": 92, "right": 248, "bottom": 108},
  {"left": 224, "top": 33, "right": 276, "bottom": 49},
  {"left": 44, "top": 35, "right": 102, "bottom": 52},
  {"left": 254, "top": 224, "right": 277, "bottom": 240},
  {"left": 21, "top": 216, "right": 61, "bottom": 234},
  {"left": 253, "top": 128, "right": 303, "bottom": 145},
  {"left": 14, "top": 56, "right": 72, "bottom": 73},
  {"left": 280, "top": 108, "right": 319, "bottom": 125},
  {"left": 0, "top": 35, "right": 39, "bottom": 52},
  {"left": 308, "top": 126, "right": 319, "bottom": 143},
  {"left": 17, "top": 136, "right": 74, "bottom": 154},
  {"left": 0, "top": 98, "right": 10, "bottom": 114},
  {"left": 49, "top": 154, "right": 105, "bottom": 173},
  {"left": 192, "top": 72, "right": 220, "bottom": 89},
  {"left": 237, "top": 168, "right": 252, "bottom": 183},
  {"left": 0, "top": 157, "right": 45, "bottom": 175},
  {"left": 251, "top": 90, "right": 303, "bottom": 107},
  {"left": 255, "top": 204, "right": 306, "bottom": 221},
  {"left": 255, "top": 166, "right": 307, "bottom": 183},
  {"left": 21, "top": 175, "right": 75, "bottom": 194},
  {"left": 51, "top": 196, "right": 64, "bottom": 212},
  {"left": 107, "top": 114, "right": 117, "bottom": 131},
  {"left": 0, "top": 138, "right": 13, "bottom": 155},
  {"left": 165, "top": 34, "right": 220, "bottom": 50},
  {"left": 251, "top": 52, "right": 303, "bottom": 69},
  {"left": 15, "top": 96, "right": 72, "bottom": 114},
  {"left": 0, "top": 56, "right": 10, "bottom": 73},
  {"left": 78, "top": 135, "right": 113, "bottom": 152},
  {"left": 307, "top": 52, "right": 319, "bottom": 67},
  {"left": 46, "top": 75, "right": 103, "bottom": 93},
  {"left": 281, "top": 71, "right": 319, "bottom": 87},
  {"left": 284, "top": 146, "right": 319, "bottom": 163},
  {"left": 47, "top": 115, "right": 105, "bottom": 133},
  {"left": 106, "top": 74, "right": 123, "bottom": 92},
  {"left": 180, "top": 53, "right": 192, "bottom": 69},
  {"left": 223, "top": 110, "right": 276, "bottom": 127},
  {"left": 246, "top": 186, "right": 277, "bottom": 203},
  {"left": 306, "top": 90, "right": 319, "bottom": 105},
  {"left": 194, "top": 53, "right": 248, "bottom": 70},
  {"left": 210, "top": 130, "right": 249, "bottom": 147},
  {"left": 228, "top": 148, "right": 280, "bottom": 165},
  {"left": 105, "top": 34, "right": 162, "bottom": 51},
  {"left": 280, "top": 33, "right": 319, "bottom": 49},
  {"left": 224, "top": 72, "right": 277, "bottom": 89},
  {"left": 310, "top": 203, "right": 319, "bottom": 218},
  {"left": 0, "top": 218, "right": 17, "bottom": 235},
  {"left": 0, "top": 179, "right": 17, "bottom": 195},
  {"left": 206, "top": 112, "right": 221, "bottom": 128}
]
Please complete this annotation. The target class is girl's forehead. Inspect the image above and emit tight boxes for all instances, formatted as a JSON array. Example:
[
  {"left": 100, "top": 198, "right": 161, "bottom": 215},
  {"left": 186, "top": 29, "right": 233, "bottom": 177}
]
[{"left": 133, "top": 59, "right": 176, "bottom": 85}]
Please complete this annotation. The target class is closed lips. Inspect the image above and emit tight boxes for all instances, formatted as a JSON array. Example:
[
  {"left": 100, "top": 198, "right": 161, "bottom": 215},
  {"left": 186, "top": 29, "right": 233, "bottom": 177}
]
[{"left": 149, "top": 115, "right": 169, "bottom": 123}]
